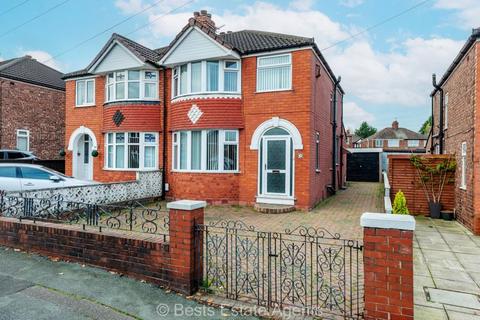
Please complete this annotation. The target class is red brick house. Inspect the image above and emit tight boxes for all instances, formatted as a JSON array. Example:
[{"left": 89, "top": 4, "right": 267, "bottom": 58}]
[
  {"left": 429, "top": 28, "right": 480, "bottom": 234},
  {"left": 0, "top": 55, "right": 65, "bottom": 160},
  {"left": 62, "top": 11, "right": 345, "bottom": 209}
]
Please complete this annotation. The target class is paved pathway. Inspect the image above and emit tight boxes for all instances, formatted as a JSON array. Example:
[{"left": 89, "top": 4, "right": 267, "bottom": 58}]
[
  {"left": 0, "top": 248, "right": 256, "bottom": 320},
  {"left": 205, "top": 182, "right": 383, "bottom": 240},
  {"left": 414, "top": 216, "right": 480, "bottom": 319}
]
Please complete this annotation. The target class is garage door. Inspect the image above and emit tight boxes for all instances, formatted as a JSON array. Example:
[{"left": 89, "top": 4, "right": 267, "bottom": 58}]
[{"left": 347, "top": 152, "right": 380, "bottom": 182}]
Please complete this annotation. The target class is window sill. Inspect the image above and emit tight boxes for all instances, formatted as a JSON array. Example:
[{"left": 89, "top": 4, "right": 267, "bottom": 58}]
[
  {"left": 171, "top": 170, "right": 240, "bottom": 174},
  {"left": 75, "top": 104, "right": 96, "bottom": 108},
  {"left": 103, "top": 168, "right": 158, "bottom": 172},
  {"left": 460, "top": 186, "right": 467, "bottom": 190},
  {"left": 171, "top": 92, "right": 241, "bottom": 103},
  {"left": 315, "top": 169, "right": 321, "bottom": 173},
  {"left": 255, "top": 88, "right": 293, "bottom": 94}
]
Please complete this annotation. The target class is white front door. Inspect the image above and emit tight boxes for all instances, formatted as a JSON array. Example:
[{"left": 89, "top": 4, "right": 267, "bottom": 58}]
[
  {"left": 258, "top": 134, "right": 293, "bottom": 205},
  {"left": 74, "top": 134, "right": 93, "bottom": 180}
]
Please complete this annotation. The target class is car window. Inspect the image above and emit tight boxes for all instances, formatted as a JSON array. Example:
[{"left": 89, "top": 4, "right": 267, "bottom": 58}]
[
  {"left": 0, "top": 152, "right": 4, "bottom": 160},
  {"left": 7, "top": 152, "right": 26, "bottom": 159},
  {"left": 20, "top": 167, "right": 52, "bottom": 180},
  {"left": 0, "top": 167, "right": 17, "bottom": 178}
]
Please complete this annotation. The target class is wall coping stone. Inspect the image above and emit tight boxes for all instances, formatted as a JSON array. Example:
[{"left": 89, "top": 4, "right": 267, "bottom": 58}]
[
  {"left": 360, "top": 212, "right": 415, "bottom": 231},
  {"left": 167, "top": 200, "right": 207, "bottom": 211}
]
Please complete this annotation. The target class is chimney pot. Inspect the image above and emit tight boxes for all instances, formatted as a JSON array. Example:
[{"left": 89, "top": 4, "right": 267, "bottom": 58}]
[
  {"left": 194, "top": 11, "right": 199, "bottom": 17},
  {"left": 200, "top": 9, "right": 207, "bottom": 15},
  {"left": 392, "top": 120, "right": 399, "bottom": 130},
  {"left": 193, "top": 9, "right": 216, "bottom": 31}
]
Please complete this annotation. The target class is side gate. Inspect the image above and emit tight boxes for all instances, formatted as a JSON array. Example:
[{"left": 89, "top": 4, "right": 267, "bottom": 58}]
[{"left": 196, "top": 220, "right": 364, "bottom": 319}]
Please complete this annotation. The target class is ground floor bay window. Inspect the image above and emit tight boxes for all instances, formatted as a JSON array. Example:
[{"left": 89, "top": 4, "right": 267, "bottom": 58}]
[
  {"left": 105, "top": 132, "right": 158, "bottom": 170},
  {"left": 172, "top": 129, "right": 238, "bottom": 172}
]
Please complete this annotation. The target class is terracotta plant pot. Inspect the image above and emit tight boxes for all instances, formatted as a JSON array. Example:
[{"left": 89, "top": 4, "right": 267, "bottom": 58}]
[
  {"left": 441, "top": 210, "right": 454, "bottom": 221},
  {"left": 429, "top": 202, "right": 442, "bottom": 219}
]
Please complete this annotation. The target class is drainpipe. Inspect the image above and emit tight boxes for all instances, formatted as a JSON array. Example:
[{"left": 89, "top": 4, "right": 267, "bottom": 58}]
[
  {"left": 432, "top": 73, "right": 444, "bottom": 154},
  {"left": 429, "top": 93, "right": 435, "bottom": 153},
  {"left": 161, "top": 68, "right": 167, "bottom": 200},
  {"left": 331, "top": 76, "right": 341, "bottom": 194}
]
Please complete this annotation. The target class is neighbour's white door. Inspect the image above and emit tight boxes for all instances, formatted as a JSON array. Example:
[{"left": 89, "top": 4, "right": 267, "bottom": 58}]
[
  {"left": 75, "top": 134, "right": 93, "bottom": 180},
  {"left": 262, "top": 137, "right": 291, "bottom": 197}
]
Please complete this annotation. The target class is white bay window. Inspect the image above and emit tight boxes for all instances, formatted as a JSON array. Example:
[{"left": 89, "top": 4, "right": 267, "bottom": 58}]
[
  {"left": 172, "top": 60, "right": 240, "bottom": 98},
  {"left": 105, "top": 132, "right": 158, "bottom": 170},
  {"left": 257, "top": 54, "right": 291, "bottom": 92},
  {"left": 106, "top": 70, "right": 158, "bottom": 102},
  {"left": 172, "top": 129, "right": 238, "bottom": 172}
]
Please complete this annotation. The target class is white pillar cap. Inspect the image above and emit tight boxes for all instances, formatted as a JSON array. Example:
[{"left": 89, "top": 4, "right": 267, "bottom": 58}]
[
  {"left": 360, "top": 212, "right": 415, "bottom": 231},
  {"left": 167, "top": 200, "right": 207, "bottom": 211}
]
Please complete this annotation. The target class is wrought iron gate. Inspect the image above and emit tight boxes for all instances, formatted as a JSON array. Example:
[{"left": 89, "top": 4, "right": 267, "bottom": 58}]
[{"left": 196, "top": 220, "right": 364, "bottom": 319}]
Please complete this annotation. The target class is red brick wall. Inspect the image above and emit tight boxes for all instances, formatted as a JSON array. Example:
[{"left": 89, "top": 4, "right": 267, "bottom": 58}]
[
  {"left": 431, "top": 42, "right": 478, "bottom": 233},
  {"left": 0, "top": 78, "right": 65, "bottom": 160},
  {"left": 364, "top": 227, "right": 414, "bottom": 320},
  {"left": 64, "top": 75, "right": 163, "bottom": 183},
  {"left": 388, "top": 155, "right": 455, "bottom": 216}
]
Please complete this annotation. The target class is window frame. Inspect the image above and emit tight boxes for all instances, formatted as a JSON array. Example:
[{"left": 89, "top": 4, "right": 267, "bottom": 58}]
[
  {"left": 75, "top": 78, "right": 95, "bottom": 107},
  {"left": 172, "top": 129, "right": 239, "bottom": 173},
  {"left": 16, "top": 129, "right": 29, "bottom": 151},
  {"left": 104, "top": 132, "right": 159, "bottom": 171},
  {"left": 374, "top": 139, "right": 383, "bottom": 148},
  {"left": 105, "top": 70, "right": 159, "bottom": 103},
  {"left": 444, "top": 92, "right": 449, "bottom": 129},
  {"left": 387, "top": 139, "right": 400, "bottom": 147},
  {"left": 256, "top": 53, "right": 292, "bottom": 93},
  {"left": 407, "top": 140, "right": 419, "bottom": 148},
  {"left": 315, "top": 132, "right": 320, "bottom": 172},
  {"left": 460, "top": 141, "right": 467, "bottom": 190},
  {"left": 171, "top": 60, "right": 241, "bottom": 99}
]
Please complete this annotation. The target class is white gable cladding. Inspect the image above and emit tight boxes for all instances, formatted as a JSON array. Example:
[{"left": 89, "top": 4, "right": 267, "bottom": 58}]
[
  {"left": 162, "top": 28, "right": 239, "bottom": 66},
  {"left": 93, "top": 43, "right": 145, "bottom": 73}
]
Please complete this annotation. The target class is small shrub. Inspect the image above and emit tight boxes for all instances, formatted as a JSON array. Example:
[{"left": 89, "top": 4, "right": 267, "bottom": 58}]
[{"left": 392, "top": 190, "right": 409, "bottom": 215}]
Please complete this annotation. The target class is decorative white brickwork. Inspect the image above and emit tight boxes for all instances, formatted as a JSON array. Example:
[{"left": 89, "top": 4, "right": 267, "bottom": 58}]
[{"left": 187, "top": 104, "right": 203, "bottom": 124}]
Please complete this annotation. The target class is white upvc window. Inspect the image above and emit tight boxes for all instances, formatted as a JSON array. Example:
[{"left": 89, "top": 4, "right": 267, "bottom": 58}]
[
  {"left": 444, "top": 92, "right": 449, "bottom": 129},
  {"left": 257, "top": 53, "right": 292, "bottom": 92},
  {"left": 105, "top": 70, "right": 159, "bottom": 103},
  {"left": 76, "top": 79, "right": 95, "bottom": 106},
  {"left": 408, "top": 140, "right": 419, "bottom": 147},
  {"left": 171, "top": 60, "right": 241, "bottom": 99},
  {"left": 16, "top": 129, "right": 29, "bottom": 151},
  {"left": 387, "top": 139, "right": 400, "bottom": 147},
  {"left": 375, "top": 139, "right": 383, "bottom": 148},
  {"left": 461, "top": 142, "right": 467, "bottom": 190},
  {"left": 172, "top": 129, "right": 239, "bottom": 172},
  {"left": 315, "top": 132, "right": 320, "bottom": 171},
  {"left": 104, "top": 132, "right": 158, "bottom": 170}
]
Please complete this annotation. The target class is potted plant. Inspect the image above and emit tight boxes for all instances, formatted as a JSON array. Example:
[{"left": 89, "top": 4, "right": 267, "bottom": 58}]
[
  {"left": 410, "top": 155, "right": 456, "bottom": 219},
  {"left": 392, "top": 190, "right": 409, "bottom": 215}
]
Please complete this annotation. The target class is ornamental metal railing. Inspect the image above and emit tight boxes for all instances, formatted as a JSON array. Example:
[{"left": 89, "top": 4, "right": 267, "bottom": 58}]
[
  {"left": 196, "top": 220, "right": 364, "bottom": 319},
  {"left": 0, "top": 191, "right": 169, "bottom": 241}
]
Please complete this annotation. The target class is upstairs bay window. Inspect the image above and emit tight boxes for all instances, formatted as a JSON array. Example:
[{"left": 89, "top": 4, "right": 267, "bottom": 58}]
[
  {"left": 172, "top": 129, "right": 238, "bottom": 172},
  {"left": 257, "top": 54, "right": 292, "bottom": 92},
  {"left": 105, "top": 132, "right": 158, "bottom": 170},
  {"left": 171, "top": 60, "right": 240, "bottom": 98},
  {"left": 106, "top": 70, "right": 158, "bottom": 103},
  {"left": 76, "top": 79, "right": 95, "bottom": 106}
]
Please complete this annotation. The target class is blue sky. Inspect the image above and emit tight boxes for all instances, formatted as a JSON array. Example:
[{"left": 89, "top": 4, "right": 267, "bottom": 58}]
[{"left": 0, "top": 0, "right": 478, "bottom": 132}]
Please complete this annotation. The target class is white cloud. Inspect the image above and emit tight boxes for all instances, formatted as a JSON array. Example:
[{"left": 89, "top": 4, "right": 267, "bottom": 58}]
[
  {"left": 115, "top": 0, "right": 146, "bottom": 13},
  {"left": 289, "top": 0, "right": 313, "bottom": 11},
  {"left": 22, "top": 50, "right": 62, "bottom": 71},
  {"left": 328, "top": 37, "right": 463, "bottom": 107},
  {"left": 343, "top": 102, "right": 375, "bottom": 129},
  {"left": 340, "top": 0, "right": 364, "bottom": 8},
  {"left": 435, "top": 0, "right": 480, "bottom": 29}
]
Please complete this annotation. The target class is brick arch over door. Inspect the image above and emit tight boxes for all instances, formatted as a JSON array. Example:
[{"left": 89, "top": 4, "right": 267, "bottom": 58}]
[{"left": 249, "top": 117, "right": 303, "bottom": 150}]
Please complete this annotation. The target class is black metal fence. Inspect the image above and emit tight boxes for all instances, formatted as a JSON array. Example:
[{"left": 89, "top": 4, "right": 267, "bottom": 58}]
[
  {"left": 196, "top": 220, "right": 364, "bottom": 319},
  {"left": 0, "top": 192, "right": 169, "bottom": 240}
]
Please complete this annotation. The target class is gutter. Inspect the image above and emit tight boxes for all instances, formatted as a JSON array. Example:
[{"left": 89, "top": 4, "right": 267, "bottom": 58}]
[
  {"left": 331, "top": 76, "right": 341, "bottom": 194},
  {"left": 432, "top": 73, "right": 444, "bottom": 154}
]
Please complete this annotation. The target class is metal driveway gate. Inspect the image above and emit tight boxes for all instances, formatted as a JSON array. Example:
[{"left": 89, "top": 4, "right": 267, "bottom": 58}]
[{"left": 196, "top": 221, "right": 364, "bottom": 319}]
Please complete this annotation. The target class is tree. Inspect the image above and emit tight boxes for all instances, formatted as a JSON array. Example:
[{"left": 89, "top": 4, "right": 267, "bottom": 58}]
[
  {"left": 354, "top": 122, "right": 377, "bottom": 139},
  {"left": 419, "top": 116, "right": 432, "bottom": 135}
]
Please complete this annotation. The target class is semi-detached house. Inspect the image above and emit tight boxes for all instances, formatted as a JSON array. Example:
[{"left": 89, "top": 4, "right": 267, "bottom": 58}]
[{"left": 62, "top": 10, "right": 345, "bottom": 210}]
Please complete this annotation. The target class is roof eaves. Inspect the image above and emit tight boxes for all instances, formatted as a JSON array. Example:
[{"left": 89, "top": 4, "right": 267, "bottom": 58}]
[{"left": 0, "top": 74, "right": 65, "bottom": 91}]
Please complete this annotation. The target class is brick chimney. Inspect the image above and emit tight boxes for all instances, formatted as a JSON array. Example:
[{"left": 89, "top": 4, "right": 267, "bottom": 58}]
[
  {"left": 193, "top": 10, "right": 216, "bottom": 31},
  {"left": 392, "top": 120, "right": 399, "bottom": 130}
]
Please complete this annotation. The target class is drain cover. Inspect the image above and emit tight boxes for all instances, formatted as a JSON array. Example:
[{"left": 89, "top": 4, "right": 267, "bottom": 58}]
[{"left": 425, "top": 287, "right": 480, "bottom": 310}]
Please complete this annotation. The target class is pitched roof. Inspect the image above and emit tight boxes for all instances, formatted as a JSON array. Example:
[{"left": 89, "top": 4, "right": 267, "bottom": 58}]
[
  {"left": 432, "top": 28, "right": 480, "bottom": 96},
  {"left": 368, "top": 127, "right": 427, "bottom": 140},
  {"left": 0, "top": 56, "right": 64, "bottom": 90}
]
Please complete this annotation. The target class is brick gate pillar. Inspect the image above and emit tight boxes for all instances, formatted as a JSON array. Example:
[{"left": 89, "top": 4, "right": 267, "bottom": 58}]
[
  {"left": 167, "top": 200, "right": 206, "bottom": 295},
  {"left": 361, "top": 213, "right": 416, "bottom": 320}
]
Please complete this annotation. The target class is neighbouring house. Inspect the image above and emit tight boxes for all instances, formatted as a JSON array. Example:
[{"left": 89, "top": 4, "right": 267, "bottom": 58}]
[
  {"left": 429, "top": 27, "right": 480, "bottom": 234},
  {"left": 360, "top": 120, "right": 427, "bottom": 151},
  {"left": 0, "top": 55, "right": 65, "bottom": 160},
  {"left": 61, "top": 10, "right": 345, "bottom": 210},
  {"left": 345, "top": 129, "right": 361, "bottom": 148}
]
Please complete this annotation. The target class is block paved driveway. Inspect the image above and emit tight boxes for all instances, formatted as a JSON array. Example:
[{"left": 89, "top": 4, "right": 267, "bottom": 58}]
[
  {"left": 204, "top": 182, "right": 383, "bottom": 240},
  {"left": 414, "top": 216, "right": 480, "bottom": 319}
]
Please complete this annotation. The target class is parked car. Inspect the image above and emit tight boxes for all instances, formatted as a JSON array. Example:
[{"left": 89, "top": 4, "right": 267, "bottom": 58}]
[
  {"left": 0, "top": 150, "right": 38, "bottom": 160},
  {"left": 0, "top": 163, "right": 97, "bottom": 192}
]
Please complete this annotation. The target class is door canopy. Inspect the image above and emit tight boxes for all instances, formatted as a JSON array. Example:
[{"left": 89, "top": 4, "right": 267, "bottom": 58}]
[{"left": 250, "top": 117, "right": 303, "bottom": 150}]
